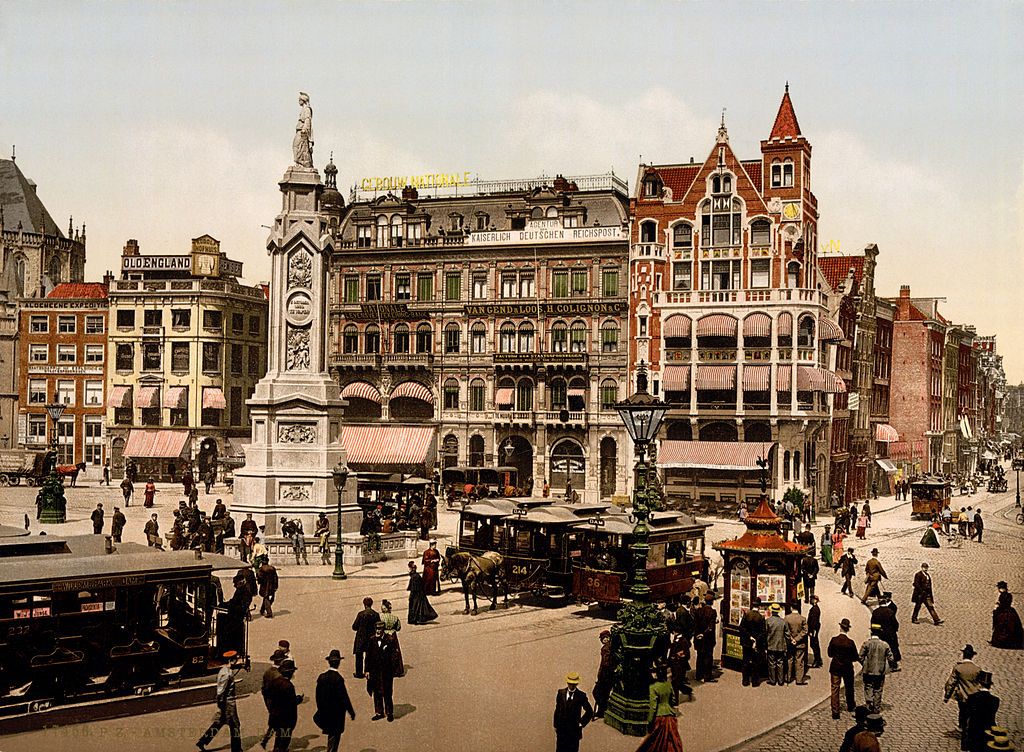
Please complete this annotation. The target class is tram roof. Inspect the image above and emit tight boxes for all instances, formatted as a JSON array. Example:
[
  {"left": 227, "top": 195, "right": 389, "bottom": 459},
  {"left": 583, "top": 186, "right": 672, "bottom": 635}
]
[
  {"left": 571, "top": 511, "right": 708, "bottom": 536},
  {"left": 460, "top": 499, "right": 521, "bottom": 518}
]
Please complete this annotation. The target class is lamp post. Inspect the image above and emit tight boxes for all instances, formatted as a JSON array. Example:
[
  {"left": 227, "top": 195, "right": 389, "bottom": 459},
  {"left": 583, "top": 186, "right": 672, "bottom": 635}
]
[
  {"left": 39, "top": 395, "right": 68, "bottom": 524},
  {"left": 808, "top": 462, "right": 818, "bottom": 524},
  {"left": 331, "top": 462, "right": 350, "bottom": 580},
  {"left": 1016, "top": 462, "right": 1020, "bottom": 508}
]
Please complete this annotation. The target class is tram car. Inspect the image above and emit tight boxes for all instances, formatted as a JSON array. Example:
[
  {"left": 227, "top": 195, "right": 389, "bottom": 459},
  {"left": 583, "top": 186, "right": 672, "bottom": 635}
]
[
  {"left": 910, "top": 477, "right": 952, "bottom": 519},
  {"left": 0, "top": 528, "right": 245, "bottom": 718},
  {"left": 571, "top": 511, "right": 711, "bottom": 605}
]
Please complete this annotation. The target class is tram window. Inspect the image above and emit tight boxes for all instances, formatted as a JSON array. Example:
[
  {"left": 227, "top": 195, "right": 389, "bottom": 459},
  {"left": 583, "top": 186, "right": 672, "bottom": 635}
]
[
  {"left": 493, "top": 526, "right": 506, "bottom": 548},
  {"left": 648, "top": 543, "right": 666, "bottom": 568},
  {"left": 686, "top": 538, "right": 701, "bottom": 556},
  {"left": 666, "top": 540, "right": 684, "bottom": 565},
  {"left": 461, "top": 520, "right": 475, "bottom": 542},
  {"left": 567, "top": 533, "right": 582, "bottom": 557},
  {"left": 516, "top": 529, "right": 531, "bottom": 553}
]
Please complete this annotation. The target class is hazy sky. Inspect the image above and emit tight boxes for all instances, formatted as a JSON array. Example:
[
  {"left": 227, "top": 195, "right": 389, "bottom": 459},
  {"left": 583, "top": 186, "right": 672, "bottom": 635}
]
[{"left": 3, "top": 1, "right": 1023, "bottom": 379}]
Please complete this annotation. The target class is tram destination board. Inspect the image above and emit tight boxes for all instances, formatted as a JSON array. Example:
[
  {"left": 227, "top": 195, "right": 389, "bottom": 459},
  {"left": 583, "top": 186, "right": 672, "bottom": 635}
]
[{"left": 52, "top": 574, "right": 146, "bottom": 592}]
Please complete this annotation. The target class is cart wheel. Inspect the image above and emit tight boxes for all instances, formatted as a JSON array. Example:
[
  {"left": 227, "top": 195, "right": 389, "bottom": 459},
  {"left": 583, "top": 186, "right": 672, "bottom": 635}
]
[
  {"left": 10, "top": 476, "right": 22, "bottom": 486},
  {"left": 0, "top": 474, "right": 8, "bottom": 486}
]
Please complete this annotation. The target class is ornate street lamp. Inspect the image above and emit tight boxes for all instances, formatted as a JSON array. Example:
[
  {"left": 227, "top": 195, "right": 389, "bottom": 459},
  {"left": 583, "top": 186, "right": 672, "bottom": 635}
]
[
  {"left": 39, "top": 395, "right": 68, "bottom": 524},
  {"left": 331, "top": 462, "right": 350, "bottom": 580},
  {"left": 807, "top": 461, "right": 818, "bottom": 524}
]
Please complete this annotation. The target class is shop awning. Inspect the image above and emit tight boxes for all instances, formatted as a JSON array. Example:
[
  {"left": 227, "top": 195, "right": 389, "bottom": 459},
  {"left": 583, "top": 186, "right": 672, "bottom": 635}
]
[
  {"left": 124, "top": 429, "right": 190, "bottom": 458},
  {"left": 797, "top": 366, "right": 847, "bottom": 393},
  {"left": 391, "top": 380, "right": 434, "bottom": 404},
  {"left": 226, "top": 437, "right": 248, "bottom": 458},
  {"left": 876, "top": 458, "right": 897, "bottom": 473},
  {"left": 742, "top": 366, "right": 771, "bottom": 391},
  {"left": 163, "top": 386, "right": 188, "bottom": 409},
  {"left": 108, "top": 386, "right": 132, "bottom": 409},
  {"left": 660, "top": 440, "right": 773, "bottom": 471},
  {"left": 959, "top": 416, "right": 973, "bottom": 440},
  {"left": 776, "top": 367, "right": 791, "bottom": 391},
  {"left": 663, "top": 315, "right": 691, "bottom": 338},
  {"left": 663, "top": 365, "right": 690, "bottom": 391},
  {"left": 340, "top": 425, "right": 435, "bottom": 468},
  {"left": 875, "top": 424, "right": 900, "bottom": 443},
  {"left": 202, "top": 387, "right": 227, "bottom": 409},
  {"left": 743, "top": 313, "right": 772, "bottom": 339},
  {"left": 819, "top": 316, "right": 845, "bottom": 342},
  {"left": 695, "top": 365, "right": 736, "bottom": 390},
  {"left": 494, "top": 387, "right": 514, "bottom": 407},
  {"left": 136, "top": 386, "right": 160, "bottom": 409},
  {"left": 567, "top": 388, "right": 587, "bottom": 398},
  {"left": 696, "top": 314, "right": 737, "bottom": 338},
  {"left": 341, "top": 381, "right": 382, "bottom": 404},
  {"left": 777, "top": 312, "right": 793, "bottom": 336}
]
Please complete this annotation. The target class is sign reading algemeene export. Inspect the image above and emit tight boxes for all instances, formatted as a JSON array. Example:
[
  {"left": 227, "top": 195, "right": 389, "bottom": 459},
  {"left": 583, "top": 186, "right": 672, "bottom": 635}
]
[{"left": 360, "top": 172, "right": 472, "bottom": 193}]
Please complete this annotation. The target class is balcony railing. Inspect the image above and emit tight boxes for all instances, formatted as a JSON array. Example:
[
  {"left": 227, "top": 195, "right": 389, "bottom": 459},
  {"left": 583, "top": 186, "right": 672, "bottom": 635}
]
[
  {"left": 494, "top": 411, "right": 535, "bottom": 425},
  {"left": 632, "top": 243, "right": 665, "bottom": 259},
  {"left": 661, "top": 288, "right": 828, "bottom": 307},
  {"left": 381, "top": 353, "right": 433, "bottom": 367},
  {"left": 329, "top": 353, "right": 380, "bottom": 367},
  {"left": 541, "top": 411, "right": 587, "bottom": 425}
]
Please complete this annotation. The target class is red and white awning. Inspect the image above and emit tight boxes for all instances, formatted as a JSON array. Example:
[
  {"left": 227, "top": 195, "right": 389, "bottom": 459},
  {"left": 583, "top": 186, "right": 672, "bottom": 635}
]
[
  {"left": 163, "top": 386, "right": 188, "bottom": 409},
  {"left": 494, "top": 387, "right": 515, "bottom": 406},
  {"left": 136, "top": 386, "right": 160, "bottom": 409},
  {"left": 340, "top": 425, "right": 435, "bottom": 467},
  {"left": 776, "top": 367, "right": 791, "bottom": 391},
  {"left": 663, "top": 315, "right": 691, "bottom": 338},
  {"left": 777, "top": 312, "right": 793, "bottom": 336},
  {"left": 742, "top": 313, "right": 772, "bottom": 339},
  {"left": 663, "top": 365, "right": 690, "bottom": 391},
  {"left": 875, "top": 423, "right": 900, "bottom": 443},
  {"left": 695, "top": 365, "right": 736, "bottom": 390},
  {"left": 108, "top": 386, "right": 132, "bottom": 409},
  {"left": 797, "top": 366, "right": 847, "bottom": 393},
  {"left": 202, "top": 387, "right": 227, "bottom": 409},
  {"left": 742, "top": 366, "right": 771, "bottom": 391},
  {"left": 567, "top": 388, "right": 587, "bottom": 398},
  {"left": 696, "top": 314, "right": 738, "bottom": 338},
  {"left": 124, "top": 429, "right": 190, "bottom": 458},
  {"left": 391, "top": 381, "right": 434, "bottom": 404},
  {"left": 660, "top": 440, "right": 774, "bottom": 471},
  {"left": 819, "top": 316, "right": 845, "bottom": 342},
  {"left": 819, "top": 369, "right": 847, "bottom": 393},
  {"left": 341, "top": 381, "right": 381, "bottom": 404}
]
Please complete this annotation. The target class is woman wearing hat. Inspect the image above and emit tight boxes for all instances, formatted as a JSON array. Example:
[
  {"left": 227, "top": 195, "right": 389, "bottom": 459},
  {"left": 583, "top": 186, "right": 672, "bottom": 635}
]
[
  {"left": 380, "top": 600, "right": 405, "bottom": 677},
  {"left": 634, "top": 664, "right": 683, "bottom": 752},
  {"left": 991, "top": 582, "right": 1024, "bottom": 650}
]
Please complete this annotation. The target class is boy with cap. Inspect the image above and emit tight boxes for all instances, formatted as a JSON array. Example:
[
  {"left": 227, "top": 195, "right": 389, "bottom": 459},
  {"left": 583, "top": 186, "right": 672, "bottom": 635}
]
[
  {"left": 828, "top": 618, "right": 859, "bottom": 718},
  {"left": 314, "top": 649, "right": 355, "bottom": 752},
  {"left": 197, "top": 651, "right": 244, "bottom": 752},
  {"left": 553, "top": 671, "right": 593, "bottom": 752}
]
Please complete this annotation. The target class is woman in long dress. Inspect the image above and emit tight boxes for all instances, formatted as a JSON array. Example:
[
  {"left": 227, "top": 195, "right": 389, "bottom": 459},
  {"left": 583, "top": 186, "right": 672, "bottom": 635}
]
[
  {"left": 635, "top": 664, "right": 683, "bottom": 752},
  {"left": 991, "top": 581, "right": 1024, "bottom": 649},
  {"left": 379, "top": 599, "right": 405, "bottom": 676},
  {"left": 407, "top": 561, "right": 437, "bottom": 625}
]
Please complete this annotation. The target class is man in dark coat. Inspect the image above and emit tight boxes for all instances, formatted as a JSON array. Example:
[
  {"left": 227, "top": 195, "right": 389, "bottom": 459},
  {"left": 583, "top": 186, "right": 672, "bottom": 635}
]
[
  {"left": 212, "top": 498, "right": 227, "bottom": 520},
  {"left": 839, "top": 547, "right": 858, "bottom": 597},
  {"left": 239, "top": 513, "right": 258, "bottom": 563},
  {"left": 259, "top": 648, "right": 287, "bottom": 749},
  {"left": 828, "top": 618, "right": 859, "bottom": 719},
  {"left": 553, "top": 671, "right": 593, "bottom": 752},
  {"left": 314, "top": 649, "right": 355, "bottom": 752},
  {"left": 872, "top": 592, "right": 901, "bottom": 668},
  {"left": 800, "top": 552, "right": 819, "bottom": 603},
  {"left": 364, "top": 621, "right": 400, "bottom": 722},
  {"left": 963, "top": 670, "right": 999, "bottom": 752},
  {"left": 911, "top": 562, "right": 943, "bottom": 624},
  {"left": 739, "top": 599, "right": 766, "bottom": 686},
  {"left": 592, "top": 630, "right": 616, "bottom": 717},
  {"left": 692, "top": 593, "right": 718, "bottom": 682},
  {"left": 265, "top": 658, "right": 300, "bottom": 751},
  {"left": 91, "top": 503, "right": 104, "bottom": 534},
  {"left": 110, "top": 507, "right": 126, "bottom": 543},
  {"left": 807, "top": 595, "right": 823, "bottom": 668},
  {"left": 257, "top": 560, "right": 278, "bottom": 618},
  {"left": 351, "top": 596, "right": 379, "bottom": 679}
]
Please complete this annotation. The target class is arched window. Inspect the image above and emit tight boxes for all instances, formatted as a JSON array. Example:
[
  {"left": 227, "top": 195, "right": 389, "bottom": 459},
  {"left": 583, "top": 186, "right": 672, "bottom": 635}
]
[
  {"left": 47, "top": 255, "right": 61, "bottom": 285},
  {"left": 442, "top": 434, "right": 458, "bottom": 469},
  {"left": 550, "top": 377, "right": 567, "bottom": 409},
  {"left": 723, "top": 175, "right": 732, "bottom": 193},
  {"left": 443, "top": 378, "right": 460, "bottom": 410},
  {"left": 375, "top": 215, "right": 388, "bottom": 247},
  {"left": 471, "top": 322, "right": 487, "bottom": 354},
  {"left": 701, "top": 197, "right": 742, "bottom": 247},
  {"left": 771, "top": 159, "right": 782, "bottom": 187},
  {"left": 470, "top": 378, "right": 486, "bottom": 411},
  {"left": 444, "top": 322, "right": 460, "bottom": 354},
  {"left": 531, "top": 207, "right": 544, "bottom": 219},
  {"left": 784, "top": 450, "right": 791, "bottom": 481},
  {"left": 750, "top": 219, "right": 771, "bottom": 246},
  {"left": 601, "top": 320, "right": 619, "bottom": 353},
  {"left": 469, "top": 434, "right": 485, "bottom": 467},
  {"left": 783, "top": 159, "right": 794, "bottom": 187},
  {"left": 640, "top": 220, "right": 657, "bottom": 244},
  {"left": 600, "top": 378, "right": 618, "bottom": 409},
  {"left": 712, "top": 176, "right": 721, "bottom": 193},
  {"left": 545, "top": 206, "right": 558, "bottom": 218},
  {"left": 518, "top": 323, "right": 535, "bottom": 353},
  {"left": 672, "top": 223, "right": 693, "bottom": 250},
  {"left": 794, "top": 450, "right": 801, "bottom": 481},
  {"left": 787, "top": 261, "right": 801, "bottom": 289},
  {"left": 342, "top": 324, "right": 358, "bottom": 354},
  {"left": 499, "top": 323, "right": 516, "bottom": 353},
  {"left": 390, "top": 215, "right": 403, "bottom": 247},
  {"left": 415, "top": 323, "right": 433, "bottom": 353},
  {"left": 569, "top": 321, "right": 587, "bottom": 353},
  {"left": 393, "top": 323, "right": 410, "bottom": 354},
  {"left": 364, "top": 324, "right": 380, "bottom": 354},
  {"left": 797, "top": 315, "right": 815, "bottom": 348},
  {"left": 568, "top": 378, "right": 587, "bottom": 411},
  {"left": 14, "top": 255, "right": 26, "bottom": 293},
  {"left": 600, "top": 436, "right": 617, "bottom": 498},
  {"left": 517, "top": 378, "right": 534, "bottom": 411},
  {"left": 550, "top": 439, "right": 585, "bottom": 491},
  {"left": 551, "top": 321, "right": 568, "bottom": 353}
]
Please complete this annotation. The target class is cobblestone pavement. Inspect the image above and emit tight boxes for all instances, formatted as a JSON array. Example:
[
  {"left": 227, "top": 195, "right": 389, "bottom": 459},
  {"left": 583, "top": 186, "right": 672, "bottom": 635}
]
[{"left": 730, "top": 479, "right": 1024, "bottom": 752}]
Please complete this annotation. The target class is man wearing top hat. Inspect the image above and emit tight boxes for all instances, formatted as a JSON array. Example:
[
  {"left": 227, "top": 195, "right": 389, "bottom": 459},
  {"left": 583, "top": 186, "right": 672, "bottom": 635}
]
[
  {"left": 872, "top": 592, "right": 901, "bottom": 669},
  {"left": 365, "top": 620, "right": 400, "bottom": 722},
  {"left": 828, "top": 618, "right": 859, "bottom": 718},
  {"left": 739, "top": 598, "right": 766, "bottom": 686},
  {"left": 197, "top": 650, "right": 245, "bottom": 752},
  {"left": 692, "top": 592, "right": 719, "bottom": 683},
  {"left": 963, "top": 670, "right": 999, "bottom": 752},
  {"left": 315, "top": 649, "right": 355, "bottom": 752},
  {"left": 807, "top": 595, "right": 823, "bottom": 668},
  {"left": 945, "top": 644, "right": 984, "bottom": 751},
  {"left": 553, "top": 671, "right": 593, "bottom": 752}
]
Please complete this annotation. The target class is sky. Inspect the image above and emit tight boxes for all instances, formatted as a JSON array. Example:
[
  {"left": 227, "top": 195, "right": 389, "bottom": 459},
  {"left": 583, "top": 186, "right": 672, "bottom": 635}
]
[{"left": 2, "top": 1, "right": 1023, "bottom": 379}]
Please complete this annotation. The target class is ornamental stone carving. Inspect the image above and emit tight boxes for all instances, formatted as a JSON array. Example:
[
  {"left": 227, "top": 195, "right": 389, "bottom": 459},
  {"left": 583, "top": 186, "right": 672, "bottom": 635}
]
[
  {"left": 278, "top": 423, "right": 316, "bottom": 443},
  {"left": 286, "top": 324, "right": 310, "bottom": 371},
  {"left": 288, "top": 251, "right": 313, "bottom": 290},
  {"left": 279, "top": 483, "right": 311, "bottom": 503}
]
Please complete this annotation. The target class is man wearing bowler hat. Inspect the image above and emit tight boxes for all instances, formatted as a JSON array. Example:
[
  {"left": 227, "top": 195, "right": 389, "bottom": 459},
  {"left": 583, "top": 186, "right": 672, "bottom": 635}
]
[
  {"left": 912, "top": 562, "right": 944, "bottom": 625},
  {"left": 861, "top": 547, "right": 888, "bottom": 605},
  {"left": 553, "top": 671, "right": 593, "bottom": 752},
  {"left": 828, "top": 618, "right": 859, "bottom": 719},
  {"left": 265, "top": 657, "right": 300, "bottom": 751},
  {"left": 739, "top": 598, "right": 766, "bottom": 686},
  {"left": 315, "top": 649, "right": 355, "bottom": 752},
  {"left": 945, "top": 644, "right": 983, "bottom": 750}
]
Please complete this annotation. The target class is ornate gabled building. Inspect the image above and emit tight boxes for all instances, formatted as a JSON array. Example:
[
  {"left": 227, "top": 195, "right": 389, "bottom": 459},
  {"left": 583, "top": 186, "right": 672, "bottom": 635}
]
[{"left": 628, "top": 87, "right": 846, "bottom": 514}]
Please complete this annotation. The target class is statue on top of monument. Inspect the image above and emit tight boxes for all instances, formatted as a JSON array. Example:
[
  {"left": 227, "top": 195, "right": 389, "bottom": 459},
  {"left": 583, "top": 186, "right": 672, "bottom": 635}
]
[{"left": 293, "top": 92, "right": 314, "bottom": 168}]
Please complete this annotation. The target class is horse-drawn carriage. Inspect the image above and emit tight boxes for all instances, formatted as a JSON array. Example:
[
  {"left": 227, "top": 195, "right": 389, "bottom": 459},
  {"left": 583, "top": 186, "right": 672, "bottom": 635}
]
[
  {"left": 442, "top": 466, "right": 522, "bottom": 505},
  {"left": 0, "top": 451, "right": 47, "bottom": 486}
]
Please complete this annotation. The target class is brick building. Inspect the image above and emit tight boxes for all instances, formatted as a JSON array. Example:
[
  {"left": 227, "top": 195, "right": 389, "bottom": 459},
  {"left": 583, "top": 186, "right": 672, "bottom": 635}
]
[
  {"left": 628, "top": 87, "right": 845, "bottom": 513},
  {"left": 17, "top": 283, "right": 109, "bottom": 465},
  {"left": 872, "top": 298, "right": 896, "bottom": 488}
]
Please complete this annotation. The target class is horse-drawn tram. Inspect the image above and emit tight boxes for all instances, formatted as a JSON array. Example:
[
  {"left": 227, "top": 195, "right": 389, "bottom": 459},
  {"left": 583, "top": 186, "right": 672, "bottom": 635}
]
[{"left": 0, "top": 528, "right": 245, "bottom": 729}]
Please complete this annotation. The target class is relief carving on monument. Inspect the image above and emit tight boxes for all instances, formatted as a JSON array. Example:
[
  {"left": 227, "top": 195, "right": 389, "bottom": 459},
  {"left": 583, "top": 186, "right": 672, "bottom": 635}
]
[
  {"left": 288, "top": 251, "right": 313, "bottom": 290},
  {"left": 279, "top": 483, "right": 312, "bottom": 503},
  {"left": 278, "top": 423, "right": 316, "bottom": 444},
  {"left": 286, "top": 324, "right": 311, "bottom": 370}
]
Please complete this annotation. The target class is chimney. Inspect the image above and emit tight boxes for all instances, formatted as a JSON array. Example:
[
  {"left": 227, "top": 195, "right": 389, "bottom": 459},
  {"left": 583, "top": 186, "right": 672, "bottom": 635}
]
[
  {"left": 104, "top": 535, "right": 114, "bottom": 554},
  {"left": 123, "top": 239, "right": 140, "bottom": 256},
  {"left": 553, "top": 174, "right": 570, "bottom": 192},
  {"left": 899, "top": 285, "right": 910, "bottom": 299},
  {"left": 401, "top": 186, "right": 418, "bottom": 200}
]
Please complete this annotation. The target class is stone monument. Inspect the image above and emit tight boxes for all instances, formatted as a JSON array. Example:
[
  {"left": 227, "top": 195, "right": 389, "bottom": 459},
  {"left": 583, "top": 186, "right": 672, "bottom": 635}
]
[{"left": 232, "top": 94, "right": 360, "bottom": 535}]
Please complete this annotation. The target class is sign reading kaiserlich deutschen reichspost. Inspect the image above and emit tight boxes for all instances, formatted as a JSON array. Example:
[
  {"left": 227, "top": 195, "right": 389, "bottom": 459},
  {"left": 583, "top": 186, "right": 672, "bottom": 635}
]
[{"left": 469, "top": 226, "right": 625, "bottom": 246}]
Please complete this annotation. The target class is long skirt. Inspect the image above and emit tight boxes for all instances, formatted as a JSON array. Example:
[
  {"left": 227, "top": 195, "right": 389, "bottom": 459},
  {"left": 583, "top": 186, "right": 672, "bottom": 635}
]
[
  {"left": 992, "top": 607, "right": 1024, "bottom": 649},
  {"left": 635, "top": 715, "right": 684, "bottom": 752}
]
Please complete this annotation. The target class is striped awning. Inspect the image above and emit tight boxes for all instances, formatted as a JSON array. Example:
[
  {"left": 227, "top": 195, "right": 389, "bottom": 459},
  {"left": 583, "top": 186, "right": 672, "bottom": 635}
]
[
  {"left": 494, "top": 387, "right": 514, "bottom": 406},
  {"left": 776, "top": 367, "right": 791, "bottom": 391},
  {"left": 819, "top": 316, "right": 845, "bottom": 342},
  {"left": 743, "top": 313, "right": 772, "bottom": 339},
  {"left": 391, "top": 381, "right": 434, "bottom": 404},
  {"left": 136, "top": 386, "right": 160, "bottom": 408},
  {"left": 108, "top": 386, "right": 132, "bottom": 409},
  {"left": 875, "top": 424, "right": 900, "bottom": 442},
  {"left": 202, "top": 387, "right": 227, "bottom": 409},
  {"left": 163, "top": 387, "right": 188, "bottom": 409},
  {"left": 695, "top": 365, "right": 736, "bottom": 390},
  {"left": 696, "top": 314, "right": 738, "bottom": 338},
  {"left": 663, "top": 315, "right": 691, "bottom": 338},
  {"left": 777, "top": 312, "right": 793, "bottom": 336},
  {"left": 341, "top": 381, "right": 381, "bottom": 404},
  {"left": 742, "top": 366, "right": 771, "bottom": 391},
  {"left": 124, "top": 429, "right": 190, "bottom": 458},
  {"left": 567, "top": 388, "right": 587, "bottom": 398},
  {"left": 663, "top": 365, "right": 690, "bottom": 391},
  {"left": 660, "top": 440, "right": 774, "bottom": 471},
  {"left": 340, "top": 425, "right": 435, "bottom": 468},
  {"left": 797, "top": 366, "right": 847, "bottom": 393}
]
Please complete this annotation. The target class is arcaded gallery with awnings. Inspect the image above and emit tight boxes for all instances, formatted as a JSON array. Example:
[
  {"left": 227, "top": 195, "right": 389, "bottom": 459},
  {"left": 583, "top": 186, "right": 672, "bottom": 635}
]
[{"left": 659, "top": 440, "right": 775, "bottom": 515}]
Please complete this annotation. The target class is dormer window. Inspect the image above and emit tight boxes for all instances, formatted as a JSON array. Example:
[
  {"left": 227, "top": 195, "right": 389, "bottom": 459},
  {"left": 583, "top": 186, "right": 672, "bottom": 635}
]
[
  {"left": 643, "top": 178, "right": 661, "bottom": 198},
  {"left": 357, "top": 225, "right": 372, "bottom": 248},
  {"left": 476, "top": 214, "right": 489, "bottom": 231},
  {"left": 712, "top": 174, "right": 732, "bottom": 195},
  {"left": 449, "top": 214, "right": 463, "bottom": 232}
]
